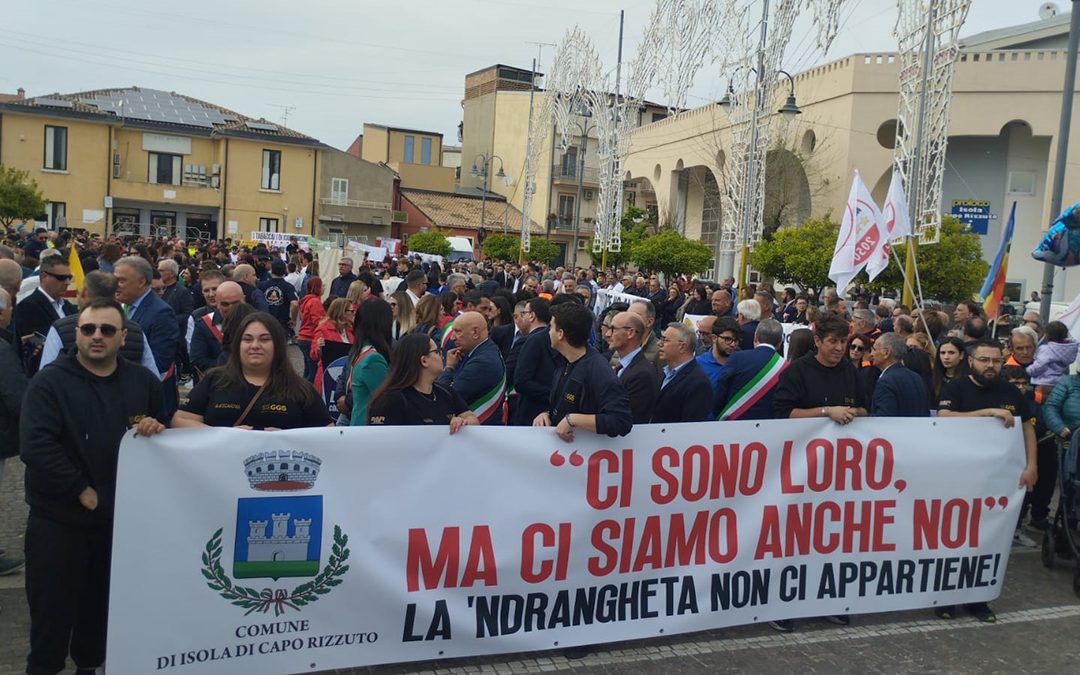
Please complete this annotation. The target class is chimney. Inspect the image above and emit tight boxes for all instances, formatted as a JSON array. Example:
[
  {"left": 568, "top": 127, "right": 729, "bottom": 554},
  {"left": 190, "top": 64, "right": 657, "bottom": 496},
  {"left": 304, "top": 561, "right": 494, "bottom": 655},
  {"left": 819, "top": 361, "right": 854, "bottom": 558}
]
[{"left": 17, "top": 87, "right": 25, "bottom": 99}]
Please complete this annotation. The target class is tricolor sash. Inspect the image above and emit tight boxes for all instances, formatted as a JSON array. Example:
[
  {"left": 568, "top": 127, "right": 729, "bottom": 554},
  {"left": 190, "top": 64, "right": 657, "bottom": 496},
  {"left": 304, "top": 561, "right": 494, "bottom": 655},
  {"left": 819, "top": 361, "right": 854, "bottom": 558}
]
[
  {"left": 470, "top": 373, "right": 507, "bottom": 424},
  {"left": 716, "top": 350, "right": 787, "bottom": 421},
  {"left": 201, "top": 313, "right": 224, "bottom": 344},
  {"left": 440, "top": 319, "right": 455, "bottom": 351}
]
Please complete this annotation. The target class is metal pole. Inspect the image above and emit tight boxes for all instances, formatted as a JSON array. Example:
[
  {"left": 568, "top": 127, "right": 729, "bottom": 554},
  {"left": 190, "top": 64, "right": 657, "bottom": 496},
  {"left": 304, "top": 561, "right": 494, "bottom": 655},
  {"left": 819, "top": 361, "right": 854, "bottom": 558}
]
[
  {"left": 737, "top": 0, "right": 770, "bottom": 290},
  {"left": 603, "top": 9, "right": 625, "bottom": 273},
  {"left": 479, "top": 157, "right": 488, "bottom": 255},
  {"left": 572, "top": 126, "right": 587, "bottom": 269},
  {"left": 901, "top": 0, "right": 937, "bottom": 308},
  {"left": 520, "top": 57, "right": 538, "bottom": 263},
  {"left": 1040, "top": 1, "right": 1080, "bottom": 322}
]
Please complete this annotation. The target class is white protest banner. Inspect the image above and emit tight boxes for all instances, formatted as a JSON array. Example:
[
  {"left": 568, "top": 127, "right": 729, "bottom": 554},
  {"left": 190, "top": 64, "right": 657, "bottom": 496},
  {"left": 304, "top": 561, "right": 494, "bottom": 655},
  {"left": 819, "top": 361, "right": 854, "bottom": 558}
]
[
  {"left": 345, "top": 241, "right": 388, "bottom": 263},
  {"left": 595, "top": 288, "right": 648, "bottom": 315},
  {"left": 250, "top": 232, "right": 310, "bottom": 251},
  {"left": 109, "top": 419, "right": 1023, "bottom": 674}
]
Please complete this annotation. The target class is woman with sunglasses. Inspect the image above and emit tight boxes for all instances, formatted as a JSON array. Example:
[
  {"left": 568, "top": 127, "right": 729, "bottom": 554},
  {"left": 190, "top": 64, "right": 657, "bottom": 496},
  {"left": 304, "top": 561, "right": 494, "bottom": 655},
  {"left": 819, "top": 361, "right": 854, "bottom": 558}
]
[
  {"left": 367, "top": 333, "right": 479, "bottom": 431},
  {"left": 847, "top": 335, "right": 872, "bottom": 368},
  {"left": 390, "top": 290, "right": 416, "bottom": 340},
  {"left": 173, "top": 312, "right": 331, "bottom": 430}
]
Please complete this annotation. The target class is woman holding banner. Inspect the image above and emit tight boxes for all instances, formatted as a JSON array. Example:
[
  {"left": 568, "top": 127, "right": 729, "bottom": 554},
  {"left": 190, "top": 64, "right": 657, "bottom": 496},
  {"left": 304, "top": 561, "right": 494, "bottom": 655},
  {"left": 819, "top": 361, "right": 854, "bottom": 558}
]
[
  {"left": 172, "top": 312, "right": 331, "bottom": 430},
  {"left": 367, "top": 333, "right": 479, "bottom": 430}
]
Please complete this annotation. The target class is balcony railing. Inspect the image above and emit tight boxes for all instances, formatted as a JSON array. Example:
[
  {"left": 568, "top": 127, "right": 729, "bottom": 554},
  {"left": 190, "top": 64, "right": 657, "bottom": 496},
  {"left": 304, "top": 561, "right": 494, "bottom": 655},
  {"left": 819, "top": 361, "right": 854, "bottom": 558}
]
[
  {"left": 549, "top": 217, "right": 595, "bottom": 232},
  {"left": 551, "top": 163, "right": 600, "bottom": 183},
  {"left": 320, "top": 197, "right": 393, "bottom": 210}
]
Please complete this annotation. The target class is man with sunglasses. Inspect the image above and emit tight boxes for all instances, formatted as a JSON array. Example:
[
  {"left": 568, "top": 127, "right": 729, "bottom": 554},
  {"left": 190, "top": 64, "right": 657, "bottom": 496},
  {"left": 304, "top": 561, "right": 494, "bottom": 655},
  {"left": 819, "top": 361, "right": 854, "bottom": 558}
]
[
  {"left": 20, "top": 298, "right": 166, "bottom": 675},
  {"left": 15, "top": 255, "right": 76, "bottom": 376}
]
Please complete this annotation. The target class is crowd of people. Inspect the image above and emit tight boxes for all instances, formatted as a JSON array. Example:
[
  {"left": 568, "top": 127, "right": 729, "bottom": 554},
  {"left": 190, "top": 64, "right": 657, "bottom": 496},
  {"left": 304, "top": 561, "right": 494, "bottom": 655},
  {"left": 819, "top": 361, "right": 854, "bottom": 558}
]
[{"left": 0, "top": 225, "right": 1068, "bottom": 672}]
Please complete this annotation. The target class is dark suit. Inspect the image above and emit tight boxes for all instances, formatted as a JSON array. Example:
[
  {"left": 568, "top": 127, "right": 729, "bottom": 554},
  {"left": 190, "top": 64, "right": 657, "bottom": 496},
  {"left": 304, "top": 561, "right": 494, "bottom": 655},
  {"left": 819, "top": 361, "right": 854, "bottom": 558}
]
[
  {"left": 714, "top": 345, "right": 782, "bottom": 420},
  {"left": 490, "top": 323, "right": 516, "bottom": 357},
  {"left": 870, "top": 363, "right": 930, "bottom": 417},
  {"left": 738, "top": 320, "right": 759, "bottom": 351},
  {"left": 15, "top": 289, "right": 76, "bottom": 375},
  {"left": 189, "top": 309, "right": 225, "bottom": 377},
  {"left": 436, "top": 338, "right": 506, "bottom": 425},
  {"left": 651, "top": 358, "right": 713, "bottom": 423},
  {"left": 130, "top": 289, "right": 179, "bottom": 416},
  {"left": 494, "top": 272, "right": 521, "bottom": 293},
  {"left": 616, "top": 350, "right": 659, "bottom": 423},
  {"left": 511, "top": 326, "right": 557, "bottom": 426}
]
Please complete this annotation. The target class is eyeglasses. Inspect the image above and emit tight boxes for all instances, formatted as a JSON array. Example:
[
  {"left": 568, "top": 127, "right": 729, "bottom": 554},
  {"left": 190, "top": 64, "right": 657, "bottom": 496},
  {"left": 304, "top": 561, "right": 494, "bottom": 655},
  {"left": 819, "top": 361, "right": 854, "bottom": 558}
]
[
  {"left": 42, "top": 271, "right": 73, "bottom": 282},
  {"left": 78, "top": 323, "right": 120, "bottom": 337},
  {"left": 972, "top": 356, "right": 1004, "bottom": 365},
  {"left": 611, "top": 326, "right": 634, "bottom": 333},
  {"left": 716, "top": 334, "right": 738, "bottom": 344},
  {"left": 389, "top": 302, "right": 398, "bottom": 307},
  {"left": 849, "top": 345, "right": 866, "bottom": 352},
  {"left": 427, "top": 347, "right": 442, "bottom": 356}
]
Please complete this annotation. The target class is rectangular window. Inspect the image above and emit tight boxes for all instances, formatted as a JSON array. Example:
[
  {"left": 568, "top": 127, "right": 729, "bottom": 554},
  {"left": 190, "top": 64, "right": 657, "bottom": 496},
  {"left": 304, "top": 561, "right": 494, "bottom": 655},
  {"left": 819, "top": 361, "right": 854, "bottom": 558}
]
[
  {"left": 331, "top": 177, "right": 349, "bottom": 205},
  {"left": 44, "top": 125, "right": 68, "bottom": 170},
  {"left": 261, "top": 150, "right": 281, "bottom": 190},
  {"left": 1007, "top": 170, "right": 1036, "bottom": 196},
  {"left": 651, "top": 112, "right": 668, "bottom": 123},
  {"left": 403, "top": 135, "right": 414, "bottom": 164},
  {"left": 47, "top": 202, "right": 66, "bottom": 229},
  {"left": 420, "top": 137, "right": 432, "bottom": 165},
  {"left": 150, "top": 210, "right": 176, "bottom": 237},
  {"left": 259, "top": 217, "right": 279, "bottom": 233},
  {"left": 561, "top": 147, "right": 578, "bottom": 178},
  {"left": 557, "top": 195, "right": 575, "bottom": 223},
  {"left": 148, "top": 152, "right": 182, "bottom": 185}
]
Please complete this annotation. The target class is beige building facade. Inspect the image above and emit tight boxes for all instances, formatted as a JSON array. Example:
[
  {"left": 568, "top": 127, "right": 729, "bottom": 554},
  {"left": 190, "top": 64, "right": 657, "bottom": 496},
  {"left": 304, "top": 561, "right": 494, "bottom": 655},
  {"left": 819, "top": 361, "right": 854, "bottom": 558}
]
[
  {"left": 356, "top": 123, "right": 456, "bottom": 193},
  {"left": 625, "top": 12, "right": 1080, "bottom": 300}
]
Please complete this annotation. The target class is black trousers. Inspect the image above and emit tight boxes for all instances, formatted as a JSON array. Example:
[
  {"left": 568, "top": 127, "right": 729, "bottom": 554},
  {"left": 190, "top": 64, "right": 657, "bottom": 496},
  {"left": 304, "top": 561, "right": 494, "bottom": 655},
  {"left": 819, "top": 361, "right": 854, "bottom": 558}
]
[
  {"left": 24, "top": 513, "right": 112, "bottom": 675},
  {"left": 1030, "top": 438, "right": 1060, "bottom": 522}
]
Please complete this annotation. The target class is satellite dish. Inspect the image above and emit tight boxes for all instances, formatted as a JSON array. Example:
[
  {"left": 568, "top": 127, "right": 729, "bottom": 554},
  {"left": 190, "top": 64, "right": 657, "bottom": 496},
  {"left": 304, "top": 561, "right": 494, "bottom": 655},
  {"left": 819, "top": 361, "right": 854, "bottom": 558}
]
[{"left": 1040, "top": 2, "right": 1060, "bottom": 20}]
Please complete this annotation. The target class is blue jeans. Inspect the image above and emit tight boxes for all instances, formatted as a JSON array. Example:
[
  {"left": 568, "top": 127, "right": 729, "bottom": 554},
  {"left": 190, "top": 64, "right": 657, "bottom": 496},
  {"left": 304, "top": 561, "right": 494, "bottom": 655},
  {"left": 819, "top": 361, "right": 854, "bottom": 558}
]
[{"left": 297, "top": 341, "right": 317, "bottom": 381}]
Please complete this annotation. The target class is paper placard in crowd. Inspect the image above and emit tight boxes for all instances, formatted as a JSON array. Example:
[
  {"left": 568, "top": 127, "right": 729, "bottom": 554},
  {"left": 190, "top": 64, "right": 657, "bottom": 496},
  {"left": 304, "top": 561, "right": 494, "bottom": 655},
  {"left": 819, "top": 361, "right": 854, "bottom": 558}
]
[
  {"left": 249, "top": 231, "right": 310, "bottom": 251},
  {"left": 108, "top": 419, "right": 1022, "bottom": 674}
]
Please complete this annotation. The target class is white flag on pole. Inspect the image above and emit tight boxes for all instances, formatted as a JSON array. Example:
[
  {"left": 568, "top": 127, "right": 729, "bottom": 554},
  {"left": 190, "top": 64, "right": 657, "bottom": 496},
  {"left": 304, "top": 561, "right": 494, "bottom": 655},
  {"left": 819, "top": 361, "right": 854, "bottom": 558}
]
[
  {"left": 866, "top": 170, "right": 913, "bottom": 281},
  {"left": 1057, "top": 291, "right": 1080, "bottom": 340},
  {"left": 829, "top": 171, "right": 885, "bottom": 292}
]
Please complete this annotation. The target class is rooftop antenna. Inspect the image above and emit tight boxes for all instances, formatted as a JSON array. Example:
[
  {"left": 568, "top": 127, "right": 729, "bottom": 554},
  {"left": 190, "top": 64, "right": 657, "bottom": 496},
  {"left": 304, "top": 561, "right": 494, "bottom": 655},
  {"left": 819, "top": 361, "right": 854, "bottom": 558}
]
[{"left": 267, "top": 103, "right": 296, "bottom": 127}]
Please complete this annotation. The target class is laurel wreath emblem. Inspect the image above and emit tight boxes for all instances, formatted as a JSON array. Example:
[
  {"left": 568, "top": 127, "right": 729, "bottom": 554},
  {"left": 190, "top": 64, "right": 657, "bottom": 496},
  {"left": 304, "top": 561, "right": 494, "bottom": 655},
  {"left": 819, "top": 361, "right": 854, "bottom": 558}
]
[{"left": 201, "top": 525, "right": 350, "bottom": 616}]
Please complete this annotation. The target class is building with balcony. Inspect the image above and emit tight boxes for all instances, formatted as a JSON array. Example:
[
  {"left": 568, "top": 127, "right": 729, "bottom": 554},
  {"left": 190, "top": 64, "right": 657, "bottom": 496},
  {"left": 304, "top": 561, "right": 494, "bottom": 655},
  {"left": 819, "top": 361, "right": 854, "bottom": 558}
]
[
  {"left": 459, "top": 63, "right": 669, "bottom": 266},
  {"left": 623, "top": 11, "right": 1080, "bottom": 298},
  {"left": 317, "top": 148, "right": 399, "bottom": 243},
  {"left": 0, "top": 87, "right": 322, "bottom": 241},
  {"left": 348, "top": 123, "right": 457, "bottom": 193}
]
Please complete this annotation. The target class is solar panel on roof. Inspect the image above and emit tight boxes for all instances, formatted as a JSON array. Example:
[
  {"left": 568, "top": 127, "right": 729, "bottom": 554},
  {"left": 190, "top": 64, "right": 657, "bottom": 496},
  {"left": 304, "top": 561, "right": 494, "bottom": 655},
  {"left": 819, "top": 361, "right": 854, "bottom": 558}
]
[
  {"left": 36, "top": 98, "right": 74, "bottom": 109},
  {"left": 246, "top": 122, "right": 279, "bottom": 131}
]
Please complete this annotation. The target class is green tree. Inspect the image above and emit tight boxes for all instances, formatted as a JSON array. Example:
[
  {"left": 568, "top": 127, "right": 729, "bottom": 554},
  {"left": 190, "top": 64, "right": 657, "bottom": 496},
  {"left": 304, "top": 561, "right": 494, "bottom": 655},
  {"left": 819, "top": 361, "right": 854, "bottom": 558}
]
[
  {"left": 406, "top": 230, "right": 452, "bottom": 257},
  {"left": 0, "top": 166, "right": 46, "bottom": 230},
  {"left": 526, "top": 237, "right": 561, "bottom": 265},
  {"left": 482, "top": 233, "right": 520, "bottom": 262},
  {"left": 605, "top": 205, "right": 651, "bottom": 269},
  {"left": 631, "top": 228, "right": 713, "bottom": 277},
  {"left": 864, "top": 216, "right": 988, "bottom": 303},
  {"left": 749, "top": 215, "right": 838, "bottom": 289}
]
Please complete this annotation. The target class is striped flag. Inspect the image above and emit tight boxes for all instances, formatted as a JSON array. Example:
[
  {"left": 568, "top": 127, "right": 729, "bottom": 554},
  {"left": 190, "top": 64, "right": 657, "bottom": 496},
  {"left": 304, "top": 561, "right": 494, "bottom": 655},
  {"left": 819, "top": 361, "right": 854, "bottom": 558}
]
[{"left": 979, "top": 202, "right": 1017, "bottom": 321}]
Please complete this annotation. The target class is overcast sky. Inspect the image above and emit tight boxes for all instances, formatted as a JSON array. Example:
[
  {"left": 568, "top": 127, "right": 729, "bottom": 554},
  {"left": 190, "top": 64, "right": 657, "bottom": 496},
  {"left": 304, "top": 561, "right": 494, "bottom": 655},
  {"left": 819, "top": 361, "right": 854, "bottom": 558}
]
[{"left": 0, "top": 0, "right": 1056, "bottom": 151}]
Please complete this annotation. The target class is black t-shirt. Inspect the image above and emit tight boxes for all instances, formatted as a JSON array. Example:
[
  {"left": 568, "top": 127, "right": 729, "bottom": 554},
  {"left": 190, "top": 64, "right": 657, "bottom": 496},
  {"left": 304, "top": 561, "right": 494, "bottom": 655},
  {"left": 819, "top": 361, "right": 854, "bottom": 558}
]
[
  {"left": 263, "top": 278, "right": 297, "bottom": 326},
  {"left": 368, "top": 385, "right": 468, "bottom": 426},
  {"left": 181, "top": 372, "right": 331, "bottom": 429},
  {"left": 774, "top": 353, "right": 868, "bottom": 418},
  {"left": 938, "top": 375, "right": 1035, "bottom": 424}
]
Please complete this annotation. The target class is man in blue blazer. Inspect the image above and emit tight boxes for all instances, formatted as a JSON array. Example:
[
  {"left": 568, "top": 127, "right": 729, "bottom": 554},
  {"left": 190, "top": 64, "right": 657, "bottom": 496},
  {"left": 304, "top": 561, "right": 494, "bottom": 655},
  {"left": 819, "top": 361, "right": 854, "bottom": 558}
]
[
  {"left": 438, "top": 310, "right": 506, "bottom": 425},
  {"left": 115, "top": 256, "right": 178, "bottom": 416},
  {"left": 869, "top": 332, "right": 930, "bottom": 416},
  {"left": 714, "top": 319, "right": 786, "bottom": 420},
  {"left": 651, "top": 322, "right": 713, "bottom": 423}
]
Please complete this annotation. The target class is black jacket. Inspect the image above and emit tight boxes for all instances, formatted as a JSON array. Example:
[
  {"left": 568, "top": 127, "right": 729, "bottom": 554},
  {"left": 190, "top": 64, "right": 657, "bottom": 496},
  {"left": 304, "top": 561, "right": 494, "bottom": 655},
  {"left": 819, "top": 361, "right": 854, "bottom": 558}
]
[
  {"left": 512, "top": 325, "right": 557, "bottom": 425},
  {"left": 20, "top": 353, "right": 164, "bottom": 527},
  {"left": 618, "top": 349, "right": 659, "bottom": 423},
  {"left": 651, "top": 358, "right": 714, "bottom": 423},
  {"left": 548, "top": 347, "right": 633, "bottom": 437},
  {"left": 0, "top": 330, "right": 28, "bottom": 459},
  {"left": 14, "top": 288, "right": 76, "bottom": 375},
  {"left": 189, "top": 308, "right": 225, "bottom": 375}
]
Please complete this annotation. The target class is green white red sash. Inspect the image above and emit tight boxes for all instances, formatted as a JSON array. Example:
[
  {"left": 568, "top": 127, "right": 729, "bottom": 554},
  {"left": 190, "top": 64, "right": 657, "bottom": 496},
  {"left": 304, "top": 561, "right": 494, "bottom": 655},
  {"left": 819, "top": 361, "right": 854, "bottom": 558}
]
[
  {"left": 440, "top": 319, "right": 455, "bottom": 351},
  {"left": 717, "top": 350, "right": 787, "bottom": 421},
  {"left": 470, "top": 372, "right": 507, "bottom": 424}
]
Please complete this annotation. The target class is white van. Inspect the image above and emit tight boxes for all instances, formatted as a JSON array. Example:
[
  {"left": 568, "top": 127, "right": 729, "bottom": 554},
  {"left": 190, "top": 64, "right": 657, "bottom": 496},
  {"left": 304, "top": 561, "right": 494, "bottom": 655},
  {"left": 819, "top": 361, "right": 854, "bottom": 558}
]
[{"left": 446, "top": 236, "right": 475, "bottom": 263}]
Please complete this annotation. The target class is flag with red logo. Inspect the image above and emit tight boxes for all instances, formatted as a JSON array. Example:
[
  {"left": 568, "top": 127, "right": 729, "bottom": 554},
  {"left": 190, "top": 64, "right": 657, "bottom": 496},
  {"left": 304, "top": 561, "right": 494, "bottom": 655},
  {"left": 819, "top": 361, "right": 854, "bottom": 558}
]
[
  {"left": 829, "top": 171, "right": 884, "bottom": 293},
  {"left": 866, "top": 170, "right": 913, "bottom": 281}
]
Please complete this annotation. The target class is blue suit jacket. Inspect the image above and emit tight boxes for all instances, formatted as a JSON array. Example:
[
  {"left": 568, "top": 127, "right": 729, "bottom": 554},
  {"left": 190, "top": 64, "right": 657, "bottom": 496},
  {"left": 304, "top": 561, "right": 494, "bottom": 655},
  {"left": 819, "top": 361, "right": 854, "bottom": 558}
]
[
  {"left": 437, "top": 338, "right": 506, "bottom": 425},
  {"left": 870, "top": 363, "right": 930, "bottom": 417},
  {"left": 130, "top": 291, "right": 179, "bottom": 374},
  {"left": 511, "top": 326, "right": 557, "bottom": 426},
  {"left": 651, "top": 359, "right": 713, "bottom": 423},
  {"left": 713, "top": 345, "right": 782, "bottom": 420}
]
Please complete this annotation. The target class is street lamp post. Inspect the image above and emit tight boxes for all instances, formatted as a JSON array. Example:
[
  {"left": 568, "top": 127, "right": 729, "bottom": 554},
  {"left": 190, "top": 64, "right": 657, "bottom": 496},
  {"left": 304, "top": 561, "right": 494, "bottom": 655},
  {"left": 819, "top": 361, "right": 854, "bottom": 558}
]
[
  {"left": 568, "top": 103, "right": 595, "bottom": 270},
  {"left": 470, "top": 154, "right": 507, "bottom": 255}
]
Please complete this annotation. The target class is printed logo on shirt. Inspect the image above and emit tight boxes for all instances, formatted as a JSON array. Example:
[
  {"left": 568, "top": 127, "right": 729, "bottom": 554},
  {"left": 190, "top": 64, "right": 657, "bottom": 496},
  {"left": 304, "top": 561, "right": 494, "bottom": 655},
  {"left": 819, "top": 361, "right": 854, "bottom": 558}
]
[
  {"left": 261, "top": 403, "right": 289, "bottom": 414},
  {"left": 265, "top": 285, "right": 285, "bottom": 306},
  {"left": 564, "top": 392, "right": 576, "bottom": 403},
  {"left": 214, "top": 402, "right": 242, "bottom": 411}
]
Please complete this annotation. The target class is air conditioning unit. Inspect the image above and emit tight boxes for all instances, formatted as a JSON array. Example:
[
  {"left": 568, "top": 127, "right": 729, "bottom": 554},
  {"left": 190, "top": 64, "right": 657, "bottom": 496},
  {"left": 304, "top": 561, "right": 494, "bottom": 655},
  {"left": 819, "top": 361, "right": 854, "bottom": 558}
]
[
  {"left": 577, "top": 239, "right": 588, "bottom": 250},
  {"left": 112, "top": 153, "right": 121, "bottom": 178},
  {"left": 211, "top": 164, "right": 221, "bottom": 175},
  {"left": 584, "top": 190, "right": 594, "bottom": 200},
  {"left": 210, "top": 176, "right": 220, "bottom": 188}
]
